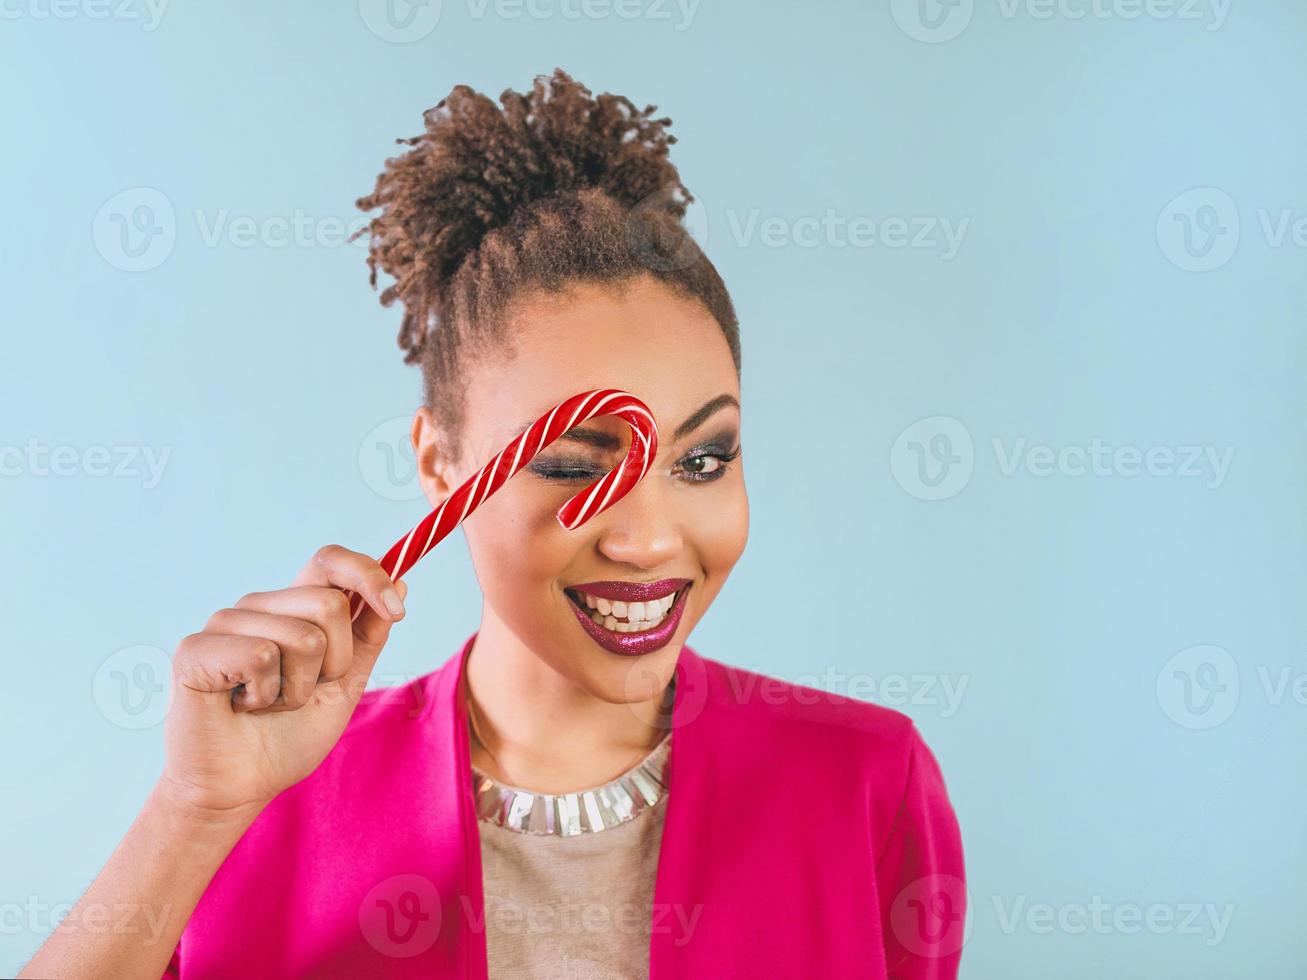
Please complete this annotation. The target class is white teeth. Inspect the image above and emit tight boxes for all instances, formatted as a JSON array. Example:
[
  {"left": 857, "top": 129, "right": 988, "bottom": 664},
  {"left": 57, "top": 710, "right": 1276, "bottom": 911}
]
[{"left": 575, "top": 587, "right": 684, "bottom": 635}]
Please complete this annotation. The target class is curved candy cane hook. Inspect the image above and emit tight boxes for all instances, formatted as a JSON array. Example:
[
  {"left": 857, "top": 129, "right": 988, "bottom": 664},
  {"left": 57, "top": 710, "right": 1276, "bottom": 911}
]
[{"left": 349, "top": 388, "right": 658, "bottom": 621}]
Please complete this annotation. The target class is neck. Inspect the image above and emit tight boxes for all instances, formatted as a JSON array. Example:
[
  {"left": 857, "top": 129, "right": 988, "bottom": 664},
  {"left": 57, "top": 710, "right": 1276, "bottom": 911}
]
[{"left": 463, "top": 605, "right": 673, "bottom": 795}]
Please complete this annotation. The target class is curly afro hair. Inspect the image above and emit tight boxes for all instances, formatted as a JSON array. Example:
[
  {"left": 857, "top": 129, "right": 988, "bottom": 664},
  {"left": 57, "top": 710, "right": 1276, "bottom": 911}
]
[{"left": 352, "top": 68, "right": 739, "bottom": 460}]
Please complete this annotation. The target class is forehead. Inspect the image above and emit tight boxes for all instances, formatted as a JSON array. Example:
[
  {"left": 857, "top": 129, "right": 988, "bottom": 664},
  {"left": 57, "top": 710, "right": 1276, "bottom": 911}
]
[{"left": 462, "top": 276, "right": 739, "bottom": 454}]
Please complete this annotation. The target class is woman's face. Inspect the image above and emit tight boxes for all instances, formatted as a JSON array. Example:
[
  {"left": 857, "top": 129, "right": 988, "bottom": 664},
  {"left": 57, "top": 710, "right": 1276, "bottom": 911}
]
[{"left": 414, "top": 274, "right": 747, "bottom": 704}]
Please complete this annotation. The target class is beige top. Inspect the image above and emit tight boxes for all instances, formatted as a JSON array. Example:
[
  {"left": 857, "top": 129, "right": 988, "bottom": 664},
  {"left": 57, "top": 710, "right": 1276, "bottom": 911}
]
[
  {"left": 472, "top": 730, "right": 671, "bottom": 980},
  {"left": 478, "top": 792, "right": 667, "bottom": 979}
]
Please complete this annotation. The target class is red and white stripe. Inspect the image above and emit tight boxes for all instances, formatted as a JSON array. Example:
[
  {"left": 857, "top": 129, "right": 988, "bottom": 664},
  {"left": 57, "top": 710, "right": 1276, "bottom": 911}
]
[{"left": 349, "top": 388, "right": 658, "bottom": 621}]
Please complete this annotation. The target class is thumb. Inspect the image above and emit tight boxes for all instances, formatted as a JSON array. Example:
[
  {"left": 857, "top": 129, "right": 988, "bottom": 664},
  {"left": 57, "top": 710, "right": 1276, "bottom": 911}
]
[{"left": 346, "top": 578, "right": 407, "bottom": 684}]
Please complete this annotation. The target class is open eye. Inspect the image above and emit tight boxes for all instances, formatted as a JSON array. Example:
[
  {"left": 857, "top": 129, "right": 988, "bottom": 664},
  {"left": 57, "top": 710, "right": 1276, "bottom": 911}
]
[
  {"left": 683, "top": 454, "right": 723, "bottom": 476},
  {"left": 676, "top": 445, "right": 741, "bottom": 483}
]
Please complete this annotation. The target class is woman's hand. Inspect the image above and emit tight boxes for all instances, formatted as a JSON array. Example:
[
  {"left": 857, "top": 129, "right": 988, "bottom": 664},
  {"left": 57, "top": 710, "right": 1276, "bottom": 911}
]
[
  {"left": 20, "top": 545, "right": 409, "bottom": 980},
  {"left": 157, "top": 544, "right": 408, "bottom": 821}
]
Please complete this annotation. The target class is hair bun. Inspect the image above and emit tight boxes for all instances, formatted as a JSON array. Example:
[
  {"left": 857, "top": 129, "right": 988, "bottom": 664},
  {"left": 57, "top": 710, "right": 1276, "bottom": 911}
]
[{"left": 354, "top": 68, "right": 690, "bottom": 361}]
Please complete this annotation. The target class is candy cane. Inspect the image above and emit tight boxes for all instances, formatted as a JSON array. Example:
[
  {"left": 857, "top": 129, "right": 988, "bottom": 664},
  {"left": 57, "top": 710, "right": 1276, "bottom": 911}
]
[{"left": 348, "top": 388, "right": 658, "bottom": 621}]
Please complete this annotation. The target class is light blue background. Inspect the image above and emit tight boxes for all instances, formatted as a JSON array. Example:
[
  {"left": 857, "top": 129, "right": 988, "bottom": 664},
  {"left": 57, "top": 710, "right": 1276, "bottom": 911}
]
[{"left": 3, "top": 1, "right": 1304, "bottom": 976}]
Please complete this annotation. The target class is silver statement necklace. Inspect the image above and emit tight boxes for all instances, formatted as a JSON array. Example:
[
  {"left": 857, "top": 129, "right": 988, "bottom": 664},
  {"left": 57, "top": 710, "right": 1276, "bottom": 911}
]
[{"left": 468, "top": 679, "right": 675, "bottom": 837}]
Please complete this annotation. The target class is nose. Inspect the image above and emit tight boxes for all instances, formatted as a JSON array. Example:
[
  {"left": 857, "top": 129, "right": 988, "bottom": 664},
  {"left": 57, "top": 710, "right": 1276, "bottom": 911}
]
[{"left": 594, "top": 475, "right": 683, "bottom": 571}]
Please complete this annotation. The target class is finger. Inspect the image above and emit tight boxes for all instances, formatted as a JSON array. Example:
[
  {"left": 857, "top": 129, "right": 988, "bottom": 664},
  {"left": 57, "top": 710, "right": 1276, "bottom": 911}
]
[
  {"left": 293, "top": 544, "right": 405, "bottom": 625},
  {"left": 349, "top": 576, "right": 407, "bottom": 653},
  {"left": 173, "top": 632, "right": 284, "bottom": 712},
  {"left": 203, "top": 608, "right": 327, "bottom": 709},
  {"left": 341, "top": 578, "right": 407, "bottom": 691},
  {"left": 232, "top": 587, "right": 353, "bottom": 681}
]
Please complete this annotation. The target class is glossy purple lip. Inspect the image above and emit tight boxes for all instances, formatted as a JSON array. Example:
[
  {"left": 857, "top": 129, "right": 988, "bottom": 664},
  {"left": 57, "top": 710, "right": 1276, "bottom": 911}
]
[{"left": 564, "top": 582, "right": 691, "bottom": 657}]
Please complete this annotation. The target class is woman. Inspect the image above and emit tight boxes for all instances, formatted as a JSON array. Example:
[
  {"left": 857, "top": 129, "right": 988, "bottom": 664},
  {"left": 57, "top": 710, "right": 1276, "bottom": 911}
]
[{"left": 23, "top": 69, "right": 965, "bottom": 979}]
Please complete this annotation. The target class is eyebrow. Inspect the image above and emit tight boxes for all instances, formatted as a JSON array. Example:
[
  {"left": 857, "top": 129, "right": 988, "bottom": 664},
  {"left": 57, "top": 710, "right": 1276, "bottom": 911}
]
[{"left": 517, "top": 393, "right": 740, "bottom": 452}]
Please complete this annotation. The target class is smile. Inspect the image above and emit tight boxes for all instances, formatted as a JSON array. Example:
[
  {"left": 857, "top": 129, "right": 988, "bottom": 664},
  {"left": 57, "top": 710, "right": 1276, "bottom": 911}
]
[{"left": 564, "top": 578, "right": 692, "bottom": 656}]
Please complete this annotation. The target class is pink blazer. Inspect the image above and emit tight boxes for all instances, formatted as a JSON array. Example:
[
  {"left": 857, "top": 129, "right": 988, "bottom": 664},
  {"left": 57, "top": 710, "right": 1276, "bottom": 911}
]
[{"left": 167, "top": 632, "right": 966, "bottom": 977}]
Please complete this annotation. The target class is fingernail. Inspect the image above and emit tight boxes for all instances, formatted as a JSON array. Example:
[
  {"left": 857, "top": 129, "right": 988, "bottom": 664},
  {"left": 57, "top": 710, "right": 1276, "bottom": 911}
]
[{"left": 382, "top": 587, "right": 405, "bottom": 618}]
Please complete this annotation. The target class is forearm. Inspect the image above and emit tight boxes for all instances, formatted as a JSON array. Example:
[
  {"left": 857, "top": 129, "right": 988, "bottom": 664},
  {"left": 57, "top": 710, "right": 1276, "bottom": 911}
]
[{"left": 19, "top": 784, "right": 262, "bottom": 980}]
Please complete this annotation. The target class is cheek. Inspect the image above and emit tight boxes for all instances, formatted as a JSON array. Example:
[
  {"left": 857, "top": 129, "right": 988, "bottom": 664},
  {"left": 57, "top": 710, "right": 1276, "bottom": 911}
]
[
  {"left": 690, "top": 481, "right": 749, "bottom": 575},
  {"left": 460, "top": 478, "right": 576, "bottom": 600}
]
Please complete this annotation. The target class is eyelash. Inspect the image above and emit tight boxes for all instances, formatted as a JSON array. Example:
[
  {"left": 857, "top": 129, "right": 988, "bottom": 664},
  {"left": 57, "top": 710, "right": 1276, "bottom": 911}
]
[
  {"left": 530, "top": 446, "right": 741, "bottom": 484},
  {"left": 677, "top": 445, "right": 741, "bottom": 483}
]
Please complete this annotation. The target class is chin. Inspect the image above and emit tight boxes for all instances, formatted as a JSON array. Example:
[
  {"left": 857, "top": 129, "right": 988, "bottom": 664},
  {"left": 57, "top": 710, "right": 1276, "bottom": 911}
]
[{"left": 572, "top": 644, "right": 680, "bottom": 704}]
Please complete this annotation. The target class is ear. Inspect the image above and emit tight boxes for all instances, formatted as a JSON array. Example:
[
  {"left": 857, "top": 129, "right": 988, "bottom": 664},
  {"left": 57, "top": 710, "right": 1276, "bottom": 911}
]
[{"left": 411, "top": 405, "right": 458, "bottom": 507}]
